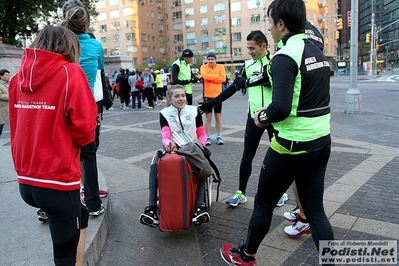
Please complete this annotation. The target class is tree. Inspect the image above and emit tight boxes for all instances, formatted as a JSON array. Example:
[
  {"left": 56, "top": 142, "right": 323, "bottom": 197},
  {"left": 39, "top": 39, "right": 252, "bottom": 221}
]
[{"left": 0, "top": 0, "right": 97, "bottom": 46}]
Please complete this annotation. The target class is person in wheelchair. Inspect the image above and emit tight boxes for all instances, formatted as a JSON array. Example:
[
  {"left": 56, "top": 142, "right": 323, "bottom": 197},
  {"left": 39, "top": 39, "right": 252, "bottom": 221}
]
[{"left": 139, "top": 85, "right": 210, "bottom": 228}]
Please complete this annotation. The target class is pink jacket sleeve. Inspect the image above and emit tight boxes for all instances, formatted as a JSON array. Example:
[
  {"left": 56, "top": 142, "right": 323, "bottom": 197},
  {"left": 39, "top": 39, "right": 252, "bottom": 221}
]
[
  {"left": 161, "top": 126, "right": 173, "bottom": 148},
  {"left": 196, "top": 125, "right": 207, "bottom": 146}
]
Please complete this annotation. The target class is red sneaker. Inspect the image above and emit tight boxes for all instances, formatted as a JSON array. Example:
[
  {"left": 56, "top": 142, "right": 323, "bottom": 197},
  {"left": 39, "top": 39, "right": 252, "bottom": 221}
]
[
  {"left": 220, "top": 243, "right": 257, "bottom": 265},
  {"left": 99, "top": 189, "right": 108, "bottom": 198}
]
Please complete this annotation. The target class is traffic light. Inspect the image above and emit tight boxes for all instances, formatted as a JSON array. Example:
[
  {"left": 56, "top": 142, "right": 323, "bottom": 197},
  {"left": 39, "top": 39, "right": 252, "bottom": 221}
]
[
  {"left": 336, "top": 18, "right": 343, "bottom": 30},
  {"left": 376, "top": 44, "right": 380, "bottom": 50},
  {"left": 335, "top": 31, "right": 340, "bottom": 40},
  {"left": 366, "top": 33, "right": 371, "bottom": 43}
]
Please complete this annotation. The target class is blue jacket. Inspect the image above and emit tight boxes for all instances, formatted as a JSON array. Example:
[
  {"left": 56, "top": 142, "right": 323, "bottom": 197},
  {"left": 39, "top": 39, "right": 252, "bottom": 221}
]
[{"left": 77, "top": 34, "right": 104, "bottom": 93}]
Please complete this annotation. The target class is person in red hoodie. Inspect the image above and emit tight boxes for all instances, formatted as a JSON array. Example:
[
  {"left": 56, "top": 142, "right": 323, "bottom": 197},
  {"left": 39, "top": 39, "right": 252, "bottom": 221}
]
[{"left": 8, "top": 25, "right": 98, "bottom": 266}]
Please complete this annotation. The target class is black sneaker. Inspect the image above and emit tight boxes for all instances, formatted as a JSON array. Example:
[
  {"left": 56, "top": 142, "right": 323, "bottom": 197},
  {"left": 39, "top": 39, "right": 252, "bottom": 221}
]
[
  {"left": 139, "top": 206, "right": 159, "bottom": 227},
  {"left": 37, "top": 209, "right": 48, "bottom": 222},
  {"left": 192, "top": 205, "right": 210, "bottom": 224},
  {"left": 89, "top": 204, "right": 105, "bottom": 216}
]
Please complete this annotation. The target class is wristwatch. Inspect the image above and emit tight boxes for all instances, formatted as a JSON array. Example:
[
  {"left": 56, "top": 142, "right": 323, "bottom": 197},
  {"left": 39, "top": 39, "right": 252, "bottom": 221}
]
[{"left": 258, "top": 110, "right": 268, "bottom": 124}]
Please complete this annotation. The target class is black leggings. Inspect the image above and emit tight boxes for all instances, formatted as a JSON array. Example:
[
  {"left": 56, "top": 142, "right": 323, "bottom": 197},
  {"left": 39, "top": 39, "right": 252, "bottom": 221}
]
[
  {"left": 186, "top": 93, "right": 193, "bottom": 105},
  {"left": 238, "top": 113, "right": 273, "bottom": 193},
  {"left": 19, "top": 184, "right": 88, "bottom": 266},
  {"left": 145, "top": 87, "right": 154, "bottom": 107},
  {"left": 245, "top": 146, "right": 334, "bottom": 254}
]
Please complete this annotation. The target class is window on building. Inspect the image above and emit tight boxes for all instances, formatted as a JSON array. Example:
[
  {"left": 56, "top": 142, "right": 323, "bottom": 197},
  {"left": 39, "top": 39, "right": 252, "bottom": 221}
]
[
  {"left": 158, "top": 25, "right": 164, "bottom": 32},
  {"left": 200, "top": 5, "right": 207, "bottom": 13},
  {"left": 231, "top": 1, "right": 241, "bottom": 11},
  {"left": 152, "top": 34, "right": 156, "bottom": 41},
  {"left": 185, "top": 19, "right": 195, "bottom": 28},
  {"left": 232, "top": 17, "right": 241, "bottom": 27},
  {"left": 215, "top": 28, "right": 226, "bottom": 36},
  {"left": 173, "top": 23, "right": 182, "bottom": 31},
  {"left": 248, "top": 0, "right": 260, "bottom": 9},
  {"left": 187, "top": 31, "right": 195, "bottom": 39},
  {"left": 200, "top": 17, "right": 208, "bottom": 26},
  {"left": 172, "top": 0, "right": 181, "bottom": 8},
  {"left": 185, "top": 7, "right": 194, "bottom": 15},
  {"left": 150, "top": 11, "right": 154, "bottom": 17},
  {"left": 187, "top": 44, "right": 195, "bottom": 51},
  {"left": 214, "top": 15, "right": 225, "bottom": 24},
  {"left": 122, "top": 8, "right": 129, "bottom": 16},
  {"left": 110, "top": 10, "right": 120, "bottom": 18},
  {"left": 159, "top": 35, "right": 165, "bottom": 42},
  {"left": 232, "top": 32, "right": 241, "bottom": 42},
  {"left": 157, "top": 1, "right": 162, "bottom": 8},
  {"left": 111, "top": 22, "right": 120, "bottom": 30},
  {"left": 201, "top": 30, "right": 208, "bottom": 37},
  {"left": 100, "top": 24, "right": 107, "bottom": 32},
  {"left": 173, "top": 34, "right": 183, "bottom": 42},
  {"left": 141, "top": 33, "right": 147, "bottom": 41},
  {"left": 101, "top": 37, "right": 107, "bottom": 43},
  {"left": 110, "top": 0, "right": 118, "bottom": 6},
  {"left": 113, "top": 34, "right": 120, "bottom": 42},
  {"left": 103, "top": 48, "right": 108, "bottom": 55},
  {"left": 152, "top": 23, "right": 155, "bottom": 30},
  {"left": 126, "top": 45, "right": 133, "bottom": 53},
  {"left": 233, "top": 47, "right": 242, "bottom": 56},
  {"left": 133, "top": 58, "right": 138, "bottom": 65},
  {"left": 158, "top": 13, "right": 163, "bottom": 20},
  {"left": 132, "top": 46, "right": 138, "bottom": 53},
  {"left": 97, "top": 0, "right": 105, "bottom": 9},
  {"left": 172, "top": 11, "right": 182, "bottom": 19},
  {"left": 215, "top": 40, "right": 226, "bottom": 49},
  {"left": 202, "top": 42, "right": 209, "bottom": 50},
  {"left": 142, "top": 46, "right": 148, "bottom": 53},
  {"left": 160, "top": 47, "right": 165, "bottom": 54},
  {"left": 214, "top": 2, "right": 225, "bottom": 11},
  {"left": 98, "top": 13, "right": 107, "bottom": 21},
  {"left": 126, "top": 33, "right": 134, "bottom": 40},
  {"left": 251, "top": 14, "right": 261, "bottom": 24},
  {"left": 184, "top": 0, "right": 193, "bottom": 3}
]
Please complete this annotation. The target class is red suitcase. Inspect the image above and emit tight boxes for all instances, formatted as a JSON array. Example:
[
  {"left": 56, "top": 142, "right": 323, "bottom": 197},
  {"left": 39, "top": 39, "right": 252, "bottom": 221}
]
[{"left": 157, "top": 152, "right": 198, "bottom": 232}]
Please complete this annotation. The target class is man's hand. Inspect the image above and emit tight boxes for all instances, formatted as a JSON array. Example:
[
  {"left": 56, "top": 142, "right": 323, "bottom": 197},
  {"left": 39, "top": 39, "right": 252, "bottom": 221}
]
[
  {"left": 233, "top": 76, "right": 248, "bottom": 89},
  {"left": 253, "top": 108, "right": 269, "bottom": 128},
  {"left": 198, "top": 101, "right": 213, "bottom": 114}
]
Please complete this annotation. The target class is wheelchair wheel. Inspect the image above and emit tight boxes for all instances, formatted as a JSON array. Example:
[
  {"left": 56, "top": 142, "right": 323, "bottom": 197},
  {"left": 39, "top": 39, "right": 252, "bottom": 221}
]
[{"left": 204, "top": 176, "right": 212, "bottom": 208}]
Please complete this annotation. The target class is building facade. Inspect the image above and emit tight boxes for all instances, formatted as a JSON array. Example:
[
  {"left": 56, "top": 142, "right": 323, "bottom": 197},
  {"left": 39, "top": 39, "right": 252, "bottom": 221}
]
[{"left": 93, "top": 0, "right": 339, "bottom": 71}]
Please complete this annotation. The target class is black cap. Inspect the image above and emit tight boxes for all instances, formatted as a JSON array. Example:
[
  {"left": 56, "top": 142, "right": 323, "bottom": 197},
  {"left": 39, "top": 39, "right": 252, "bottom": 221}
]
[
  {"left": 207, "top": 51, "right": 217, "bottom": 59},
  {"left": 182, "top": 49, "right": 194, "bottom": 58}
]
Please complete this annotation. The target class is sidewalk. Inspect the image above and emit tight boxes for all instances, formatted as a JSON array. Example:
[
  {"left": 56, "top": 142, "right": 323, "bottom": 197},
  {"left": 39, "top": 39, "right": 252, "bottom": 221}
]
[{"left": 1, "top": 81, "right": 399, "bottom": 265}]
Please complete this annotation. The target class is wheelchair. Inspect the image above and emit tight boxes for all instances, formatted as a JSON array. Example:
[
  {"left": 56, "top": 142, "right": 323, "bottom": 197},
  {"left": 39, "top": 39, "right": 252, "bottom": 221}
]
[{"left": 151, "top": 149, "right": 221, "bottom": 210}]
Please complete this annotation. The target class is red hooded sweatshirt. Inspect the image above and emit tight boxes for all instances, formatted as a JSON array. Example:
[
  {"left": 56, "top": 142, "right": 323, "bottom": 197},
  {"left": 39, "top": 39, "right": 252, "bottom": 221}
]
[{"left": 9, "top": 48, "right": 98, "bottom": 191}]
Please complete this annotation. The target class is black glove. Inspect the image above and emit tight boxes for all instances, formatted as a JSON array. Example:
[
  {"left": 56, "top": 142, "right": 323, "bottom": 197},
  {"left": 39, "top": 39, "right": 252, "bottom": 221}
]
[
  {"left": 198, "top": 101, "right": 213, "bottom": 114},
  {"left": 233, "top": 76, "right": 248, "bottom": 89},
  {"left": 191, "top": 76, "right": 198, "bottom": 83}
]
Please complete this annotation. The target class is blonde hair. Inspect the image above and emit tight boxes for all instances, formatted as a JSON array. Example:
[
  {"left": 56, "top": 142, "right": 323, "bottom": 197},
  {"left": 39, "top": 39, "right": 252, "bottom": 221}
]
[
  {"left": 30, "top": 25, "right": 81, "bottom": 63},
  {"left": 166, "top": 85, "right": 185, "bottom": 106},
  {"left": 60, "top": 6, "right": 89, "bottom": 34}
]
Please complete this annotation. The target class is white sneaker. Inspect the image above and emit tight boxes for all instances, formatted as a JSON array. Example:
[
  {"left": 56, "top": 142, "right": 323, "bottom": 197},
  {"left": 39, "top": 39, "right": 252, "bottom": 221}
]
[
  {"left": 284, "top": 221, "right": 311, "bottom": 238},
  {"left": 283, "top": 207, "right": 300, "bottom": 222}
]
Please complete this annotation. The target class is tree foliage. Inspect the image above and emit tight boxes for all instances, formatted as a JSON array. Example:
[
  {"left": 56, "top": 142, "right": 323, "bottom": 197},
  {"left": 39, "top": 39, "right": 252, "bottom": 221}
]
[{"left": 0, "top": 0, "right": 98, "bottom": 46}]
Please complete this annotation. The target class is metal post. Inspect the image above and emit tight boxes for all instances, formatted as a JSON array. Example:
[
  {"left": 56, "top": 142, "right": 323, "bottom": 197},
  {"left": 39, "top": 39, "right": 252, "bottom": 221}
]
[
  {"left": 345, "top": 0, "right": 362, "bottom": 113},
  {"left": 263, "top": 0, "right": 267, "bottom": 34},
  {"left": 369, "top": 10, "right": 375, "bottom": 75}
]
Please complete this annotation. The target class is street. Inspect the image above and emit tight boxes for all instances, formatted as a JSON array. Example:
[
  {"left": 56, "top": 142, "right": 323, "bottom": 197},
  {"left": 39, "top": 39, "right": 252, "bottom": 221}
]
[{"left": 95, "top": 75, "right": 399, "bottom": 265}]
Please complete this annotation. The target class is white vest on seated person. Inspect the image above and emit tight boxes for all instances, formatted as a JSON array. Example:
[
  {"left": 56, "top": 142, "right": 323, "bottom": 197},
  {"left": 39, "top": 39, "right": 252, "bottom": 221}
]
[{"left": 160, "top": 105, "right": 198, "bottom": 143}]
